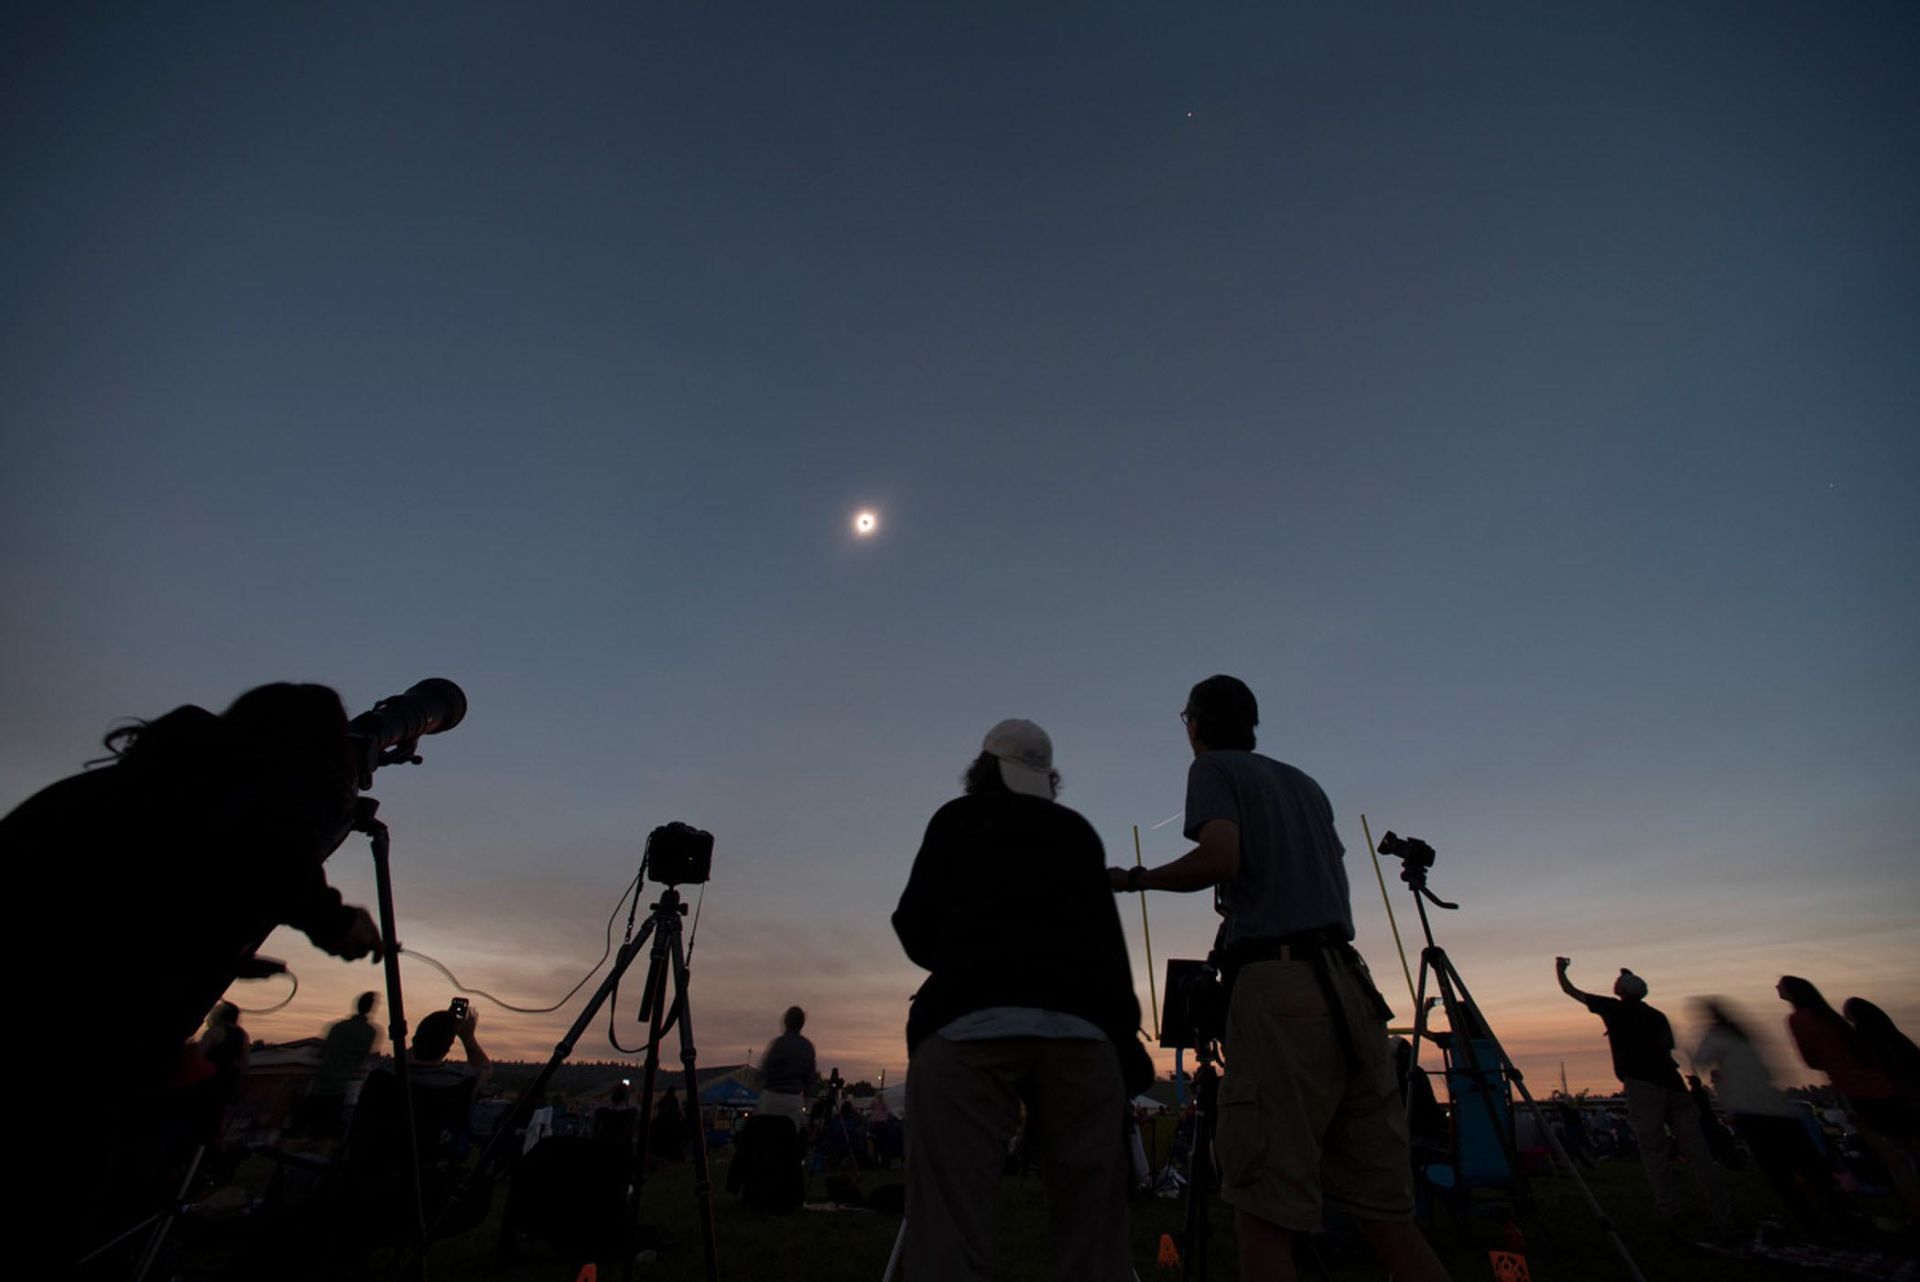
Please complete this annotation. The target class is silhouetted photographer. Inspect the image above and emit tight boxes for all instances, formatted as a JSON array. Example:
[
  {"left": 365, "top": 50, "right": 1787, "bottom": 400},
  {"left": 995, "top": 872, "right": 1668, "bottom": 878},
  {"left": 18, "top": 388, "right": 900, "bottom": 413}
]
[
  {"left": 1115, "top": 676, "right": 1449, "bottom": 1282},
  {"left": 5, "top": 684, "right": 384, "bottom": 1100},
  {"left": 6, "top": 678, "right": 463, "bottom": 1269}
]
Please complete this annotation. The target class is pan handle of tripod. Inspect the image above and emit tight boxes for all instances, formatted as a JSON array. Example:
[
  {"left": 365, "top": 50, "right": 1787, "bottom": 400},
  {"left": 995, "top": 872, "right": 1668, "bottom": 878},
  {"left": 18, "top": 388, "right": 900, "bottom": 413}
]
[
  {"left": 1418, "top": 884, "right": 1459, "bottom": 911},
  {"left": 635, "top": 968, "right": 686, "bottom": 1040}
]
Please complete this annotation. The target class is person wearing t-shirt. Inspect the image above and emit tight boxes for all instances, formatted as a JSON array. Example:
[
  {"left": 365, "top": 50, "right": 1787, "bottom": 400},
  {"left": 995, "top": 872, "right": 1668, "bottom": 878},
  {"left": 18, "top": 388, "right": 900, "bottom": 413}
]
[
  {"left": 1115, "top": 676, "right": 1448, "bottom": 1282},
  {"left": 411, "top": 1007, "right": 493, "bottom": 1090},
  {"left": 1557, "top": 959, "right": 1729, "bottom": 1229},
  {"left": 756, "top": 1007, "right": 817, "bottom": 1128},
  {"left": 301, "top": 992, "right": 381, "bottom": 1140}
]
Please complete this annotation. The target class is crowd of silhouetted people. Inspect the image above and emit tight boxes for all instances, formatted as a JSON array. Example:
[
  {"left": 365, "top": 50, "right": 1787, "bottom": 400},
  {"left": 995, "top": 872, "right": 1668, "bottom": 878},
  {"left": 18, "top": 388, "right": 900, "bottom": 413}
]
[
  {"left": 159, "top": 959, "right": 1914, "bottom": 1275},
  {"left": 1550, "top": 957, "right": 1919, "bottom": 1243},
  {"left": 13, "top": 676, "right": 1917, "bottom": 1282}
]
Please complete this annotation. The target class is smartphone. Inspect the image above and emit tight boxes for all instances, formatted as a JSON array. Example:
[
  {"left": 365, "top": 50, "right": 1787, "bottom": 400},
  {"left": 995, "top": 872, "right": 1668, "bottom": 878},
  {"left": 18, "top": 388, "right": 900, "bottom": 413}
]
[{"left": 449, "top": 997, "right": 470, "bottom": 1024}]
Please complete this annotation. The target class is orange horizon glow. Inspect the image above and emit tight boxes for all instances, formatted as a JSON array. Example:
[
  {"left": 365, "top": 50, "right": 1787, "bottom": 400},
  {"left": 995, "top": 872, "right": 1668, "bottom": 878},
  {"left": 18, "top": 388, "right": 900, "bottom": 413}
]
[{"left": 227, "top": 924, "right": 1910, "bottom": 1102}]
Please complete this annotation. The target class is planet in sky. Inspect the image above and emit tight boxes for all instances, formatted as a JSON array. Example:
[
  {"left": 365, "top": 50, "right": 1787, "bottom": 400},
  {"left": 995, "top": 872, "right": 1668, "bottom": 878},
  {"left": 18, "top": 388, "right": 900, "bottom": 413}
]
[{"left": 853, "top": 510, "right": 879, "bottom": 537}]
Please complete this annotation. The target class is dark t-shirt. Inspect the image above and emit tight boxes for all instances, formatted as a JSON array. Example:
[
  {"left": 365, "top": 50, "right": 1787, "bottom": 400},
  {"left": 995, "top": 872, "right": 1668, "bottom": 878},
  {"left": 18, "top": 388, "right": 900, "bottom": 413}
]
[
  {"left": 1183, "top": 751, "right": 1353, "bottom": 948},
  {"left": 1580, "top": 995, "right": 1684, "bottom": 1090},
  {"left": 410, "top": 1061, "right": 479, "bottom": 1090},
  {"left": 760, "top": 1031, "right": 816, "bottom": 1096}
]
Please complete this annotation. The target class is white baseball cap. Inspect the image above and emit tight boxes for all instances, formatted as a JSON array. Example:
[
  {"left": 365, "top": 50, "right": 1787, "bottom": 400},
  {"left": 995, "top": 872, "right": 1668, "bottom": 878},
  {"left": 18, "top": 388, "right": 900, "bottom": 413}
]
[{"left": 982, "top": 719, "right": 1056, "bottom": 799}]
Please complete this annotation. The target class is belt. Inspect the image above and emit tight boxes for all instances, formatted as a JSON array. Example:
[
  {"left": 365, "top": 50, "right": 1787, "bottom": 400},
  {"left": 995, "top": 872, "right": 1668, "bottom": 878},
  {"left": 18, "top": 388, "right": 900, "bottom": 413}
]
[{"left": 1220, "top": 926, "right": 1351, "bottom": 967}]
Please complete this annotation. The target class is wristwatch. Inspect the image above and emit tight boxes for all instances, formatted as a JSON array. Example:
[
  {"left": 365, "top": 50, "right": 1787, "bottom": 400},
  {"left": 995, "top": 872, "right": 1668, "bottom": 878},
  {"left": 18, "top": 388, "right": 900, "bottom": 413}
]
[{"left": 1128, "top": 865, "right": 1146, "bottom": 892}]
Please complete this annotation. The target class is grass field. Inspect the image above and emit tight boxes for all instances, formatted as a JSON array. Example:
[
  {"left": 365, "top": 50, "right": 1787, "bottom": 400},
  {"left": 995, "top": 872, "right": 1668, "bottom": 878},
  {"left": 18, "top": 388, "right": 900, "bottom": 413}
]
[{"left": 372, "top": 1152, "right": 1911, "bottom": 1282}]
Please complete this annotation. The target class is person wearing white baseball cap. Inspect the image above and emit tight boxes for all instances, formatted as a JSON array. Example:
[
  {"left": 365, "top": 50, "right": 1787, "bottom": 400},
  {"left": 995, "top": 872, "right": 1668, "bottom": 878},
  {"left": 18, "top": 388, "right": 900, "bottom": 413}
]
[
  {"left": 976, "top": 718, "right": 1059, "bottom": 798},
  {"left": 893, "top": 719, "right": 1152, "bottom": 1282}
]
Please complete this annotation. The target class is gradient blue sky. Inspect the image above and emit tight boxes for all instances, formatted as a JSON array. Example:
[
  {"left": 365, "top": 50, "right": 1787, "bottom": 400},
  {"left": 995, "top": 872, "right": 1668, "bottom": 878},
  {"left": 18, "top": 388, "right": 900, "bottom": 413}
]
[{"left": 4, "top": 3, "right": 1915, "bottom": 1092}]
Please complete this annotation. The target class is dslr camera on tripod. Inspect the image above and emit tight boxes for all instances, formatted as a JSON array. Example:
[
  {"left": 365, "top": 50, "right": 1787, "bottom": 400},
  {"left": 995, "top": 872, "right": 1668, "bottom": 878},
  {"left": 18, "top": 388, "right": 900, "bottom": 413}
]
[
  {"left": 1376, "top": 830, "right": 1436, "bottom": 873},
  {"left": 645, "top": 821, "right": 714, "bottom": 886}
]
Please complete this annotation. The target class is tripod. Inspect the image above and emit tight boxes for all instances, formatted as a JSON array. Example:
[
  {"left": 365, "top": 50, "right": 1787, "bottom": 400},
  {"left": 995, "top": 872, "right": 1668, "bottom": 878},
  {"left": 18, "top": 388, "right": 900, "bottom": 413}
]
[
  {"left": 1177, "top": 1036, "right": 1222, "bottom": 1282},
  {"left": 356, "top": 796, "right": 433, "bottom": 1280},
  {"left": 74, "top": 1145, "right": 208, "bottom": 1282},
  {"left": 1397, "top": 856, "right": 1647, "bottom": 1282},
  {"left": 1146, "top": 959, "right": 1225, "bottom": 1282},
  {"left": 808, "top": 1069, "right": 870, "bottom": 1200},
  {"left": 406, "top": 881, "right": 720, "bottom": 1282}
]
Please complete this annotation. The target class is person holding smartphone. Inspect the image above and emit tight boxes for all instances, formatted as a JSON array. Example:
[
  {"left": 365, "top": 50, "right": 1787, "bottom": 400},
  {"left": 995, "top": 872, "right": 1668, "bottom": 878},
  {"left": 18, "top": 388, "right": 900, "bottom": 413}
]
[{"left": 413, "top": 1001, "right": 493, "bottom": 1090}]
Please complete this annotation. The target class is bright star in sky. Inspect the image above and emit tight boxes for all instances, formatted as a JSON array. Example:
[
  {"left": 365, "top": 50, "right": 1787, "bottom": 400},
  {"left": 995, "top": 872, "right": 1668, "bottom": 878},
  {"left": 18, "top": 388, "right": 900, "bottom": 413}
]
[{"left": 853, "top": 510, "right": 879, "bottom": 536}]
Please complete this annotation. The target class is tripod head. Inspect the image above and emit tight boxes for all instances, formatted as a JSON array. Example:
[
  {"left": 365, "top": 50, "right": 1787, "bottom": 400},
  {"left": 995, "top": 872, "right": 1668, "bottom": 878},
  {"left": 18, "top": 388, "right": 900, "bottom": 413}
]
[
  {"left": 1377, "top": 830, "right": 1458, "bottom": 913},
  {"left": 624, "top": 883, "right": 692, "bottom": 1033}
]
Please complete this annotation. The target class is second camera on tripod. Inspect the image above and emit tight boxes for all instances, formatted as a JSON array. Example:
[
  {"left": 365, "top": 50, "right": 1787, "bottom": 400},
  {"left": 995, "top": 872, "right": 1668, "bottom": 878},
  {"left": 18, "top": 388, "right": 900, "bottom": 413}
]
[{"left": 645, "top": 821, "right": 714, "bottom": 886}]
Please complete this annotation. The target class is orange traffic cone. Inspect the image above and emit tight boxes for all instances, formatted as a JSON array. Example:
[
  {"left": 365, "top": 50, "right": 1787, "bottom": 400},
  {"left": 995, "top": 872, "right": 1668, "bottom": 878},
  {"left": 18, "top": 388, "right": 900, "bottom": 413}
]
[
  {"left": 1157, "top": 1233, "right": 1182, "bottom": 1269},
  {"left": 1488, "top": 1248, "right": 1531, "bottom": 1282}
]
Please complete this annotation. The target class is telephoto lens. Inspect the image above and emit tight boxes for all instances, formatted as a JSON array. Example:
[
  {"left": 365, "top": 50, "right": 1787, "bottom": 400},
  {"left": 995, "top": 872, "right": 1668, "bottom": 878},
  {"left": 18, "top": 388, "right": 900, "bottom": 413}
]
[{"left": 347, "top": 678, "right": 467, "bottom": 783}]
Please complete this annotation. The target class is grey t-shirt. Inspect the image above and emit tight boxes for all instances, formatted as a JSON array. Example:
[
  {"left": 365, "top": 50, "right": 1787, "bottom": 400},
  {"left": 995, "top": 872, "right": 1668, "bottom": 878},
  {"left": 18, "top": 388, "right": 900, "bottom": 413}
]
[{"left": 1183, "top": 750, "right": 1353, "bottom": 948}]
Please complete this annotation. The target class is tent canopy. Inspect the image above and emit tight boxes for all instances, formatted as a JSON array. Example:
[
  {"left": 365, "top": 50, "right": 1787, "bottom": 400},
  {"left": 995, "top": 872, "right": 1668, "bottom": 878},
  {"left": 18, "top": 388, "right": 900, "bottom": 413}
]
[{"left": 701, "top": 1078, "right": 759, "bottom": 1107}]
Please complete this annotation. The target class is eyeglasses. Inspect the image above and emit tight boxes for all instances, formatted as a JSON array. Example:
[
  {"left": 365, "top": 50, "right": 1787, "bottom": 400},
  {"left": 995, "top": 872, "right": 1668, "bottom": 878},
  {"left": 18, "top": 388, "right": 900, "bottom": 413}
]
[{"left": 1179, "top": 710, "right": 1193, "bottom": 726}]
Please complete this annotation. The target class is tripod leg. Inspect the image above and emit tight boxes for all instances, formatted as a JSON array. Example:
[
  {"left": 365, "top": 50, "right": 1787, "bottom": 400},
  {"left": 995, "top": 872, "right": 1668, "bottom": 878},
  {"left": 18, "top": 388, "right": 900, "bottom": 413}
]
[
  {"left": 76, "top": 1214, "right": 165, "bottom": 1269},
  {"left": 1183, "top": 1056, "right": 1217, "bottom": 1282},
  {"left": 367, "top": 826, "right": 430, "bottom": 1282},
  {"left": 126, "top": 1144, "right": 205, "bottom": 1282},
  {"left": 623, "top": 926, "right": 677, "bottom": 1282},
  {"left": 879, "top": 1218, "right": 907, "bottom": 1282},
  {"left": 669, "top": 927, "right": 721, "bottom": 1282},
  {"left": 1405, "top": 952, "right": 1435, "bottom": 1125},
  {"left": 1431, "top": 956, "right": 1525, "bottom": 1197}
]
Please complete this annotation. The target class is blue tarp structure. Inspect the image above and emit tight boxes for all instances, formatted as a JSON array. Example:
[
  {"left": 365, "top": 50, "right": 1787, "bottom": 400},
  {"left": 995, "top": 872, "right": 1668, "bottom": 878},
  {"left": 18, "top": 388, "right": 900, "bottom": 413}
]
[{"left": 701, "top": 1078, "right": 759, "bottom": 1107}]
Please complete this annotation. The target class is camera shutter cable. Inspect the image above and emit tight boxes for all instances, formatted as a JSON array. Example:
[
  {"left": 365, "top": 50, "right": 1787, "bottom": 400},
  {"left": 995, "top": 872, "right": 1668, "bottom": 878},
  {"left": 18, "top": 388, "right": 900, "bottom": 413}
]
[
  {"left": 399, "top": 869, "right": 640, "bottom": 1015},
  {"left": 685, "top": 881, "right": 706, "bottom": 965},
  {"left": 231, "top": 970, "right": 300, "bottom": 1015}
]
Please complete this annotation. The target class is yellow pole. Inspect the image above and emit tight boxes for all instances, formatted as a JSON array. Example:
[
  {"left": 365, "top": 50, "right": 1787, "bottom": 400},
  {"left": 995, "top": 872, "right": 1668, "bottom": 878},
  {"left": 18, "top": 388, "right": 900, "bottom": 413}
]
[
  {"left": 1133, "top": 824, "right": 1160, "bottom": 1039},
  {"left": 1362, "top": 813, "right": 1418, "bottom": 1013}
]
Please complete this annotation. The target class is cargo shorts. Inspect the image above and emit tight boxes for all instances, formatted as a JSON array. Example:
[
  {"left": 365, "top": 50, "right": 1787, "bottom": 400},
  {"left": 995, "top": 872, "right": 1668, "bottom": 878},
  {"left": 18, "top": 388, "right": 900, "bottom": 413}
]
[{"left": 1215, "top": 953, "right": 1415, "bottom": 1232}]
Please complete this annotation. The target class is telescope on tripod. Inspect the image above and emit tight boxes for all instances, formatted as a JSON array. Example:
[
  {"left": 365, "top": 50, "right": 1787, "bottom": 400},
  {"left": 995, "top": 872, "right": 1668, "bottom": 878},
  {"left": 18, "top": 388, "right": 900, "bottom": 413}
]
[{"left": 343, "top": 679, "right": 470, "bottom": 1282}]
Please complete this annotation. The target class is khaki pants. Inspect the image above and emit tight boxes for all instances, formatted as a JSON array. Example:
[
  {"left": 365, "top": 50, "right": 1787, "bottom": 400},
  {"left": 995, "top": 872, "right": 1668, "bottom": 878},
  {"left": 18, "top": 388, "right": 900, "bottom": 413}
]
[
  {"left": 1217, "top": 955, "right": 1414, "bottom": 1231},
  {"left": 1624, "top": 1080, "right": 1731, "bottom": 1226},
  {"left": 905, "top": 1035, "right": 1128, "bottom": 1282}
]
